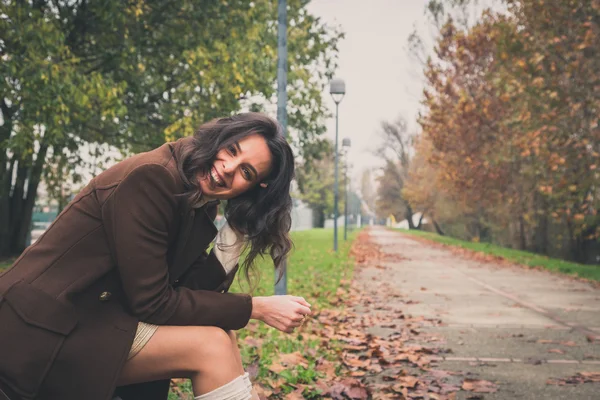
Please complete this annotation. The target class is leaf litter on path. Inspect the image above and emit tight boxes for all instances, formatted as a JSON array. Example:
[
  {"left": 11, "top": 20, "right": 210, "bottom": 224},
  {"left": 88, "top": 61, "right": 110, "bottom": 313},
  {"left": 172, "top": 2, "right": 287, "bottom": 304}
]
[
  {"left": 250, "top": 229, "right": 499, "bottom": 399},
  {"left": 322, "top": 229, "right": 494, "bottom": 399},
  {"left": 547, "top": 372, "right": 600, "bottom": 385}
]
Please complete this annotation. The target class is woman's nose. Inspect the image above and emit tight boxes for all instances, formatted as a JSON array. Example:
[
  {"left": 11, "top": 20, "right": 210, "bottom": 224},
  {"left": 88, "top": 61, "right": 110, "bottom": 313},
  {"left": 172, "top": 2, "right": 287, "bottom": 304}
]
[{"left": 222, "top": 160, "right": 237, "bottom": 175}]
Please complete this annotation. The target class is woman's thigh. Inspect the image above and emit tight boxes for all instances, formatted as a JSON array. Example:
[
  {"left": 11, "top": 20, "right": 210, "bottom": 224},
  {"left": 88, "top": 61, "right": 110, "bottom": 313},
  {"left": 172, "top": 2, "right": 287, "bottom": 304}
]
[{"left": 117, "top": 325, "right": 244, "bottom": 387}]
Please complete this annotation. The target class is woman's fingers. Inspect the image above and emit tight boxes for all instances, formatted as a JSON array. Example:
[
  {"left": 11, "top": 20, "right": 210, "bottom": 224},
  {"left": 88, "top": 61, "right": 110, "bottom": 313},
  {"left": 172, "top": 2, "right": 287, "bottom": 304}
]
[
  {"left": 296, "top": 304, "right": 311, "bottom": 316},
  {"left": 294, "top": 296, "right": 311, "bottom": 309}
]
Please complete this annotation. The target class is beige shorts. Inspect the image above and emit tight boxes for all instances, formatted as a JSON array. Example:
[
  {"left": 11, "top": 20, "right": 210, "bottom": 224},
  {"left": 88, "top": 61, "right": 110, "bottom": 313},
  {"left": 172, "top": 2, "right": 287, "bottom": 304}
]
[{"left": 127, "top": 322, "right": 159, "bottom": 360}]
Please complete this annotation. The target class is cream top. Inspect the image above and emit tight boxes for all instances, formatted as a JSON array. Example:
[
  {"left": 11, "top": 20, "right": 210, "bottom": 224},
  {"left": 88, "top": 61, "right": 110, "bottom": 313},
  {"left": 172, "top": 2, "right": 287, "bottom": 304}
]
[{"left": 193, "top": 196, "right": 244, "bottom": 274}]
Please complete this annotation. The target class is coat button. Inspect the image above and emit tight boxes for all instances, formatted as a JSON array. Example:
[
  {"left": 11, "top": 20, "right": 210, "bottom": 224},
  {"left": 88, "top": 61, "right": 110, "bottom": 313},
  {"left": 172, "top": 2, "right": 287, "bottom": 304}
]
[{"left": 99, "top": 291, "right": 112, "bottom": 302}]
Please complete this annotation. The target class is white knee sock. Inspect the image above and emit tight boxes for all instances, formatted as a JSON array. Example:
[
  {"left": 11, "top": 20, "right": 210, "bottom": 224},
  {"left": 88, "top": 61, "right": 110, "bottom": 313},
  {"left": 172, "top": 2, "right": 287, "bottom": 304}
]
[{"left": 194, "top": 372, "right": 252, "bottom": 400}]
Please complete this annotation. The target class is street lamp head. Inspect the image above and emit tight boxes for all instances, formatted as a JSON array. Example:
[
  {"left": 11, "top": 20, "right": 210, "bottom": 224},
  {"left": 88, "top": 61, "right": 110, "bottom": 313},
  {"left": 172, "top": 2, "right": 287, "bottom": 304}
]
[
  {"left": 329, "top": 78, "right": 346, "bottom": 104},
  {"left": 342, "top": 138, "right": 351, "bottom": 148}
]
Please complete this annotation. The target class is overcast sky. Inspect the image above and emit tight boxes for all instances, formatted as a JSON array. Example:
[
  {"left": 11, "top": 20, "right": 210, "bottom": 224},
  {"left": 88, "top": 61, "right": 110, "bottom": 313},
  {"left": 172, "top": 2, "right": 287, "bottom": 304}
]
[{"left": 307, "top": 0, "right": 432, "bottom": 181}]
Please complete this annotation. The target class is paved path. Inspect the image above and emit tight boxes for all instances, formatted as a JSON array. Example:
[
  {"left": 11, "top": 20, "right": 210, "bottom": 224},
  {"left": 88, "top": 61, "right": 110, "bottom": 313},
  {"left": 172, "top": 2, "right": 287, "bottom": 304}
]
[{"left": 356, "top": 228, "right": 600, "bottom": 399}]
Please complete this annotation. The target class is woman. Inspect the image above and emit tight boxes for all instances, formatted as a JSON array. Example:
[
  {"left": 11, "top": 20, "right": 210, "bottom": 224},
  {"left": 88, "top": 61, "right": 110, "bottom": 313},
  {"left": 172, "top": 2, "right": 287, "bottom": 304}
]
[{"left": 0, "top": 113, "right": 310, "bottom": 400}]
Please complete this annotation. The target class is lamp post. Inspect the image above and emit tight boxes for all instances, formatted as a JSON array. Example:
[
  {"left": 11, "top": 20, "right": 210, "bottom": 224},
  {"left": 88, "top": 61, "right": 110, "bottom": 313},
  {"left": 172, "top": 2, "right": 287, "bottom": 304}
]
[
  {"left": 342, "top": 138, "right": 351, "bottom": 240},
  {"left": 274, "top": 0, "right": 288, "bottom": 295},
  {"left": 330, "top": 78, "right": 345, "bottom": 252}
]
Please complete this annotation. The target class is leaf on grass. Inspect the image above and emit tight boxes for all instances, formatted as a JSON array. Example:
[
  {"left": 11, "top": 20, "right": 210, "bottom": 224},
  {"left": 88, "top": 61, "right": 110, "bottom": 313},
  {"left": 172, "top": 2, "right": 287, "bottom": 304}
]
[
  {"left": 315, "top": 359, "right": 337, "bottom": 380},
  {"left": 343, "top": 354, "right": 371, "bottom": 369},
  {"left": 279, "top": 351, "right": 309, "bottom": 368},
  {"left": 243, "top": 337, "right": 263, "bottom": 347},
  {"left": 253, "top": 384, "right": 272, "bottom": 400},
  {"left": 246, "top": 360, "right": 260, "bottom": 380},
  {"left": 548, "top": 348, "right": 564, "bottom": 354},
  {"left": 267, "top": 361, "right": 287, "bottom": 374},
  {"left": 329, "top": 378, "right": 369, "bottom": 400},
  {"left": 462, "top": 378, "right": 498, "bottom": 393}
]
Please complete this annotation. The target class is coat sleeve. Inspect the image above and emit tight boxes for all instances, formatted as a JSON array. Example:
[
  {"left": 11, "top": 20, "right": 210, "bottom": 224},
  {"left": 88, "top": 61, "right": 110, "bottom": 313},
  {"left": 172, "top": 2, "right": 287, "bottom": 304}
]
[{"left": 101, "top": 163, "right": 252, "bottom": 330}]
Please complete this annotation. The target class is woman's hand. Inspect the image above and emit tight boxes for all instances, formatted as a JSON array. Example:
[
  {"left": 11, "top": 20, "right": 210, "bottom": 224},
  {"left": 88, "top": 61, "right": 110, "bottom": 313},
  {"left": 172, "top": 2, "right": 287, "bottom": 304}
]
[{"left": 251, "top": 296, "right": 311, "bottom": 333}]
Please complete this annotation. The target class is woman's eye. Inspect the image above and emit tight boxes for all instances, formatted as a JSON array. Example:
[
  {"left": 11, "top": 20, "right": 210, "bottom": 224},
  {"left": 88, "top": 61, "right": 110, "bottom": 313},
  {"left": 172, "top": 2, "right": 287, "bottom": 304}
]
[
  {"left": 242, "top": 167, "right": 251, "bottom": 180},
  {"left": 228, "top": 145, "right": 237, "bottom": 156}
]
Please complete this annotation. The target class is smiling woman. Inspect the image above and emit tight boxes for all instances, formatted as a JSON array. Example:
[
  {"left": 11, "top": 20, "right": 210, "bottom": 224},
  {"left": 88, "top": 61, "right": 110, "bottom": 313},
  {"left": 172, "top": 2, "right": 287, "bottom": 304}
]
[
  {"left": 0, "top": 113, "right": 310, "bottom": 400},
  {"left": 201, "top": 136, "right": 272, "bottom": 198}
]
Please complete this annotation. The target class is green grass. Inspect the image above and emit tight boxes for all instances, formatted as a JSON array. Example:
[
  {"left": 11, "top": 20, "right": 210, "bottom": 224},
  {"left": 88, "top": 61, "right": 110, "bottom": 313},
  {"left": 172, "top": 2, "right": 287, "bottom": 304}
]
[
  {"left": 394, "top": 228, "right": 600, "bottom": 282},
  {"left": 169, "top": 228, "right": 359, "bottom": 399},
  {"left": 0, "top": 258, "right": 15, "bottom": 271}
]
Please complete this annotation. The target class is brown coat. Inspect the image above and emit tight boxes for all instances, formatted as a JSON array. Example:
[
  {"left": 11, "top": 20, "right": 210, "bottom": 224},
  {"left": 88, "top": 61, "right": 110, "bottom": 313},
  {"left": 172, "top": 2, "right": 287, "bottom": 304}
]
[{"left": 0, "top": 138, "right": 252, "bottom": 400}]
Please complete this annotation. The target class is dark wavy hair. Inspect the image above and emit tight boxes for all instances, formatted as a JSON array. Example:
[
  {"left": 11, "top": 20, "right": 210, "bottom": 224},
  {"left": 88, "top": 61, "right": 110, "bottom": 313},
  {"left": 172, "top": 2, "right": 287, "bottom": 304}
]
[{"left": 174, "top": 112, "right": 294, "bottom": 281}]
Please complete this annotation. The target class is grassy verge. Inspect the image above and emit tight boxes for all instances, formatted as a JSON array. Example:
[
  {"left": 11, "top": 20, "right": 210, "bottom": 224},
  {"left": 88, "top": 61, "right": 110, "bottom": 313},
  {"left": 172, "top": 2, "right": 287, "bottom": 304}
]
[
  {"left": 394, "top": 228, "right": 600, "bottom": 282},
  {"left": 0, "top": 258, "right": 15, "bottom": 271},
  {"left": 170, "top": 228, "right": 359, "bottom": 399}
]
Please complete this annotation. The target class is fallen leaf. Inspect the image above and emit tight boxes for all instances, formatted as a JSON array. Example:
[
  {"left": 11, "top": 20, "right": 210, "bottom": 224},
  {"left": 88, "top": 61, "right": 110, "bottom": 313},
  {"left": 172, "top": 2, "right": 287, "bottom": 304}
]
[
  {"left": 559, "top": 340, "right": 578, "bottom": 347},
  {"left": 329, "top": 378, "right": 369, "bottom": 400},
  {"left": 267, "top": 361, "right": 287, "bottom": 374},
  {"left": 462, "top": 378, "right": 498, "bottom": 393},
  {"left": 397, "top": 376, "right": 419, "bottom": 388},
  {"left": 279, "top": 351, "right": 309, "bottom": 368}
]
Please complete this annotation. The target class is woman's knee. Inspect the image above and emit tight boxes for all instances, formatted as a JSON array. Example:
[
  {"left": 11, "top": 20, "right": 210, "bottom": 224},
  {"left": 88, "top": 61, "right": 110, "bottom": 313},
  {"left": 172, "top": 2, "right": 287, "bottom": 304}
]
[{"left": 186, "top": 327, "right": 238, "bottom": 365}]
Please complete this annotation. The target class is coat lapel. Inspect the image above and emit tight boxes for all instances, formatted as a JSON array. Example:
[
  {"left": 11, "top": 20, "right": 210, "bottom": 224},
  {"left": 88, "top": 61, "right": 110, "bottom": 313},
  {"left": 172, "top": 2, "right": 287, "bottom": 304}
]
[{"left": 168, "top": 202, "right": 219, "bottom": 284}]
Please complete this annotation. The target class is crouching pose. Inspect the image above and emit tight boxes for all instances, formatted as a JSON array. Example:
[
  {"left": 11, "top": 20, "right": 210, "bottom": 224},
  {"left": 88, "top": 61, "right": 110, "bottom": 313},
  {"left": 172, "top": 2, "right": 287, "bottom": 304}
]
[{"left": 0, "top": 113, "right": 309, "bottom": 400}]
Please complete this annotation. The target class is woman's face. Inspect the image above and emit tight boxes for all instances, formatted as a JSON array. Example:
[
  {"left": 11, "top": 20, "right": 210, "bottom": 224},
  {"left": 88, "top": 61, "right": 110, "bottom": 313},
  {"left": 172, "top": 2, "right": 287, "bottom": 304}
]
[{"left": 198, "top": 133, "right": 273, "bottom": 199}]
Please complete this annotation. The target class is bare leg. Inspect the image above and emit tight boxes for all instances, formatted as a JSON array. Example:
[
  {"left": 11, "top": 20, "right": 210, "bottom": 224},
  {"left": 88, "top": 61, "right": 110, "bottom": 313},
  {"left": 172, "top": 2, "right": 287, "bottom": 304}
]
[
  {"left": 118, "top": 325, "right": 245, "bottom": 395},
  {"left": 225, "top": 331, "right": 260, "bottom": 400}
]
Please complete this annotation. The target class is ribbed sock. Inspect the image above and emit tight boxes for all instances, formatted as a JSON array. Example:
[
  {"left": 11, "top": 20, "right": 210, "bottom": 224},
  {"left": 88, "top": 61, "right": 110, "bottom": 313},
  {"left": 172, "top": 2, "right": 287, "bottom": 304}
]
[{"left": 194, "top": 372, "right": 252, "bottom": 400}]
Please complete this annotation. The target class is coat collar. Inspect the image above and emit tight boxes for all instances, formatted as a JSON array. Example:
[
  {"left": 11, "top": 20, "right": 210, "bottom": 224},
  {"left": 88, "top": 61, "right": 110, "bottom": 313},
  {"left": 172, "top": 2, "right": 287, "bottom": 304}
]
[{"left": 165, "top": 136, "right": 221, "bottom": 284}]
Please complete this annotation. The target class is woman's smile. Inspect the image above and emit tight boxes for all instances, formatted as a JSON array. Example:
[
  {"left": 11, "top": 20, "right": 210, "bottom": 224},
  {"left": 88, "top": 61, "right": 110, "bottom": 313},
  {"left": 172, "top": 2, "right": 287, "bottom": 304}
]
[
  {"left": 199, "top": 133, "right": 273, "bottom": 199},
  {"left": 209, "top": 166, "right": 226, "bottom": 188}
]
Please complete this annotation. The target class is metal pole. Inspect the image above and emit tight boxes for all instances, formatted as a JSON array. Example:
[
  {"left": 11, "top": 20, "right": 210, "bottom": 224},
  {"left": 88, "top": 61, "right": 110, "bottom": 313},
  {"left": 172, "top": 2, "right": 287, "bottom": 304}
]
[
  {"left": 333, "top": 103, "right": 339, "bottom": 252},
  {"left": 344, "top": 156, "right": 348, "bottom": 241},
  {"left": 275, "top": 0, "right": 288, "bottom": 295}
]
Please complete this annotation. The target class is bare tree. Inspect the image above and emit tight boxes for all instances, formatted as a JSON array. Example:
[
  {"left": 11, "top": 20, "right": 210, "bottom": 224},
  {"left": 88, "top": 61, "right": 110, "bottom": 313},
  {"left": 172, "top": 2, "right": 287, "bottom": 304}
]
[{"left": 375, "top": 116, "right": 423, "bottom": 229}]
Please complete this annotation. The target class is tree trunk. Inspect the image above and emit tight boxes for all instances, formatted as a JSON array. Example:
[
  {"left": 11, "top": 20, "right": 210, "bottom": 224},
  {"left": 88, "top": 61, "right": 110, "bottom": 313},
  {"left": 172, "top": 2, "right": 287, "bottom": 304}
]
[
  {"left": 312, "top": 207, "right": 325, "bottom": 228},
  {"left": 405, "top": 203, "right": 416, "bottom": 230},
  {"left": 565, "top": 216, "right": 579, "bottom": 262},
  {"left": 518, "top": 214, "right": 527, "bottom": 250},
  {"left": 0, "top": 136, "right": 49, "bottom": 257},
  {"left": 432, "top": 218, "right": 445, "bottom": 235},
  {"left": 533, "top": 197, "right": 549, "bottom": 255},
  {"left": 9, "top": 156, "right": 29, "bottom": 250},
  {"left": 416, "top": 212, "right": 425, "bottom": 230},
  {"left": 14, "top": 143, "right": 48, "bottom": 253},
  {"left": 0, "top": 106, "right": 12, "bottom": 256}
]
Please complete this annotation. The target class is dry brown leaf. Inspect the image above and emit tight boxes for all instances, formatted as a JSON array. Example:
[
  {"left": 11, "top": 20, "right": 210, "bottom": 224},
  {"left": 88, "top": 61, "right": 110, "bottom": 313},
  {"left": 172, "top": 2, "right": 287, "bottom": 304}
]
[
  {"left": 315, "top": 359, "right": 337, "bottom": 380},
  {"left": 462, "top": 378, "right": 498, "bottom": 393},
  {"left": 579, "top": 372, "right": 600, "bottom": 381},
  {"left": 267, "top": 361, "right": 287, "bottom": 374},
  {"left": 397, "top": 376, "right": 419, "bottom": 388},
  {"left": 279, "top": 351, "right": 309, "bottom": 368},
  {"left": 391, "top": 384, "right": 409, "bottom": 397},
  {"left": 252, "top": 384, "right": 272, "bottom": 400},
  {"left": 559, "top": 340, "right": 578, "bottom": 347},
  {"left": 329, "top": 378, "right": 369, "bottom": 400}
]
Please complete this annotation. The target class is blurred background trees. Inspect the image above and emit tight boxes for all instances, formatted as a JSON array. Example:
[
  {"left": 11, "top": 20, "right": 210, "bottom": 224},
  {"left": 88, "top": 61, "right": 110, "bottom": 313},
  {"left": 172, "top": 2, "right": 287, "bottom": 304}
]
[
  {"left": 0, "top": 0, "right": 342, "bottom": 256},
  {"left": 403, "top": 0, "right": 599, "bottom": 264}
]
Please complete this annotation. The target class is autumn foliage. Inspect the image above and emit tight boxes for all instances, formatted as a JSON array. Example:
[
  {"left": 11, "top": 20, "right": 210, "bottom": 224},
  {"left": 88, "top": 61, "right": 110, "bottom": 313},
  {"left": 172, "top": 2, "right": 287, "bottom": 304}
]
[{"left": 405, "top": 0, "right": 600, "bottom": 264}]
